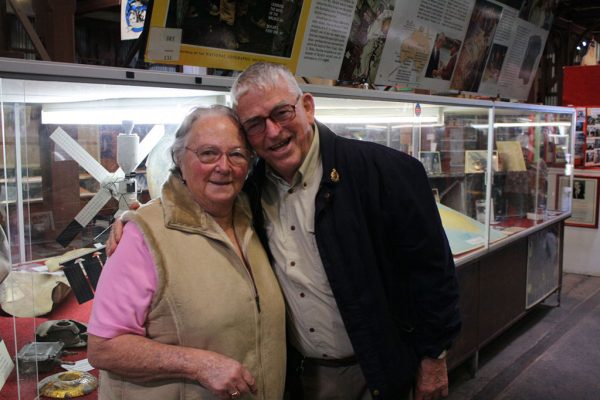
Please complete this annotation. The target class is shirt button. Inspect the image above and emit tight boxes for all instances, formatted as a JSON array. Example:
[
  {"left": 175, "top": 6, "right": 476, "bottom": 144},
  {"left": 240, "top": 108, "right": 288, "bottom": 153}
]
[
  {"left": 291, "top": 225, "right": 296, "bottom": 231},
  {"left": 290, "top": 261, "right": 296, "bottom": 266},
  {"left": 300, "top": 292, "right": 305, "bottom": 298},
  {"left": 372, "top": 389, "right": 380, "bottom": 397},
  {"left": 303, "top": 182, "right": 307, "bottom": 188},
  {"left": 324, "top": 192, "right": 331, "bottom": 199},
  {"left": 309, "top": 328, "right": 315, "bottom": 332}
]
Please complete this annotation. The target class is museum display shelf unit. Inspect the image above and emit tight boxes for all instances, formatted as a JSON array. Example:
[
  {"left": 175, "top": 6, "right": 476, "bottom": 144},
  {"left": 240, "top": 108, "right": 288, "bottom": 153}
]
[{"left": 0, "top": 58, "right": 575, "bottom": 397}]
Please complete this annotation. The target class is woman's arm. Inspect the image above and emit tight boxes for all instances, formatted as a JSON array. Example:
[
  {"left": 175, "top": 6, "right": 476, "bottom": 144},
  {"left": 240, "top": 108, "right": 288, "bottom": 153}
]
[{"left": 88, "top": 334, "right": 257, "bottom": 399}]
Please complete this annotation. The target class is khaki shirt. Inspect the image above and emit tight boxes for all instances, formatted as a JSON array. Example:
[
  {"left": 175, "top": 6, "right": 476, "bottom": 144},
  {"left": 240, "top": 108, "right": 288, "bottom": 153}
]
[{"left": 262, "top": 126, "right": 354, "bottom": 359}]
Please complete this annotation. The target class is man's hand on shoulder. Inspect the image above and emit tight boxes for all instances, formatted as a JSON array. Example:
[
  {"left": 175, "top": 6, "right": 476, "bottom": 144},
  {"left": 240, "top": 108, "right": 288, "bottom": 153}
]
[
  {"left": 414, "top": 356, "right": 449, "bottom": 400},
  {"left": 105, "top": 202, "right": 140, "bottom": 256}
]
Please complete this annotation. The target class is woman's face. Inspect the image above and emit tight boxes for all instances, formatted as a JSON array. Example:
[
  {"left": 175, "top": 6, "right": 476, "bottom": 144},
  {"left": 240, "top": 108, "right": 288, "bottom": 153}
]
[{"left": 179, "top": 115, "right": 250, "bottom": 216}]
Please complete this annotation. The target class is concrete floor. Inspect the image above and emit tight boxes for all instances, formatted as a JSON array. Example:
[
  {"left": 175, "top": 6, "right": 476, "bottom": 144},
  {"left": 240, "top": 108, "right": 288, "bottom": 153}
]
[{"left": 447, "top": 273, "right": 600, "bottom": 400}]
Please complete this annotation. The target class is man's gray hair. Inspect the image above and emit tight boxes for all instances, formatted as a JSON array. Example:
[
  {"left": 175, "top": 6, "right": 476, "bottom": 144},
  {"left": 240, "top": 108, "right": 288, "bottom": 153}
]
[
  {"left": 230, "top": 62, "right": 303, "bottom": 109},
  {"left": 170, "top": 105, "right": 245, "bottom": 177}
]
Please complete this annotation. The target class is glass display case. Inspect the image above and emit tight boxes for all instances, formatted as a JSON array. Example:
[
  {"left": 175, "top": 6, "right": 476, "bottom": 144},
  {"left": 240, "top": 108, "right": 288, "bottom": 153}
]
[
  {"left": 0, "top": 59, "right": 575, "bottom": 397},
  {"left": 311, "top": 89, "right": 574, "bottom": 265}
]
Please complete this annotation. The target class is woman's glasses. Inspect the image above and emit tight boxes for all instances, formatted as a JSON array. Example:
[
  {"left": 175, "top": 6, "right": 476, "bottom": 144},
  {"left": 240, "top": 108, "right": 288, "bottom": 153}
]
[{"left": 185, "top": 146, "right": 253, "bottom": 167}]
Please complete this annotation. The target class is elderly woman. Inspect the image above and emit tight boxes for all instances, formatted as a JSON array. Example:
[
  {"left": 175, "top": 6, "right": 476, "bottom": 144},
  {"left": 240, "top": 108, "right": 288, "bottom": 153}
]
[{"left": 87, "top": 105, "right": 285, "bottom": 400}]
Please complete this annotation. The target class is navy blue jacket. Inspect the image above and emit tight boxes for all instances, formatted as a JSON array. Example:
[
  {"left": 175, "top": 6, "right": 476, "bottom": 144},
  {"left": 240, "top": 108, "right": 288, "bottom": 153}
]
[{"left": 244, "top": 121, "right": 461, "bottom": 398}]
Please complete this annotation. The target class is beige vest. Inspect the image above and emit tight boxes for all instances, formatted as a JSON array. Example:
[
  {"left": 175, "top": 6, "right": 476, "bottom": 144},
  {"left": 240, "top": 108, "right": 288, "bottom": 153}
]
[{"left": 99, "top": 175, "right": 286, "bottom": 400}]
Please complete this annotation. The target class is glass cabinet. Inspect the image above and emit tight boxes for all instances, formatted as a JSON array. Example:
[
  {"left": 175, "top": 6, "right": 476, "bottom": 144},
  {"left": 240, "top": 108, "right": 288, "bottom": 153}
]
[
  {"left": 0, "top": 58, "right": 575, "bottom": 397},
  {"left": 310, "top": 89, "right": 574, "bottom": 264}
]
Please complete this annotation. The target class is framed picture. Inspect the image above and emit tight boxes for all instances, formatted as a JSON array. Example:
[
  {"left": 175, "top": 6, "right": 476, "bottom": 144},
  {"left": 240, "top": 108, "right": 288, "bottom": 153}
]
[
  {"left": 419, "top": 151, "right": 442, "bottom": 175},
  {"left": 566, "top": 176, "right": 600, "bottom": 228},
  {"left": 464, "top": 150, "right": 498, "bottom": 173}
]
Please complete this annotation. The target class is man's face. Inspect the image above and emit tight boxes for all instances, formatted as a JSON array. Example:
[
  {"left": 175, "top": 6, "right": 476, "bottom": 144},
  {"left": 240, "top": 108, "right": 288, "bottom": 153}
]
[{"left": 236, "top": 80, "right": 316, "bottom": 183}]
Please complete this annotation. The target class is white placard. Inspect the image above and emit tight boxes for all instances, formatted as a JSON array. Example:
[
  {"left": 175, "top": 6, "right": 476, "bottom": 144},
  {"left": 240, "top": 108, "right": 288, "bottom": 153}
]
[
  {"left": 61, "top": 358, "right": 94, "bottom": 372},
  {"left": 0, "top": 339, "right": 14, "bottom": 390},
  {"left": 146, "top": 27, "right": 182, "bottom": 62}
]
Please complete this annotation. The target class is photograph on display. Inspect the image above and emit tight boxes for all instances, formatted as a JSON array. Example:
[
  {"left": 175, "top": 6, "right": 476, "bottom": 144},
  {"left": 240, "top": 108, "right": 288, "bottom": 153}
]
[
  {"left": 181, "top": 0, "right": 303, "bottom": 55},
  {"left": 424, "top": 33, "right": 461, "bottom": 81},
  {"left": 518, "top": 34, "right": 542, "bottom": 85},
  {"left": 481, "top": 44, "right": 507, "bottom": 85},
  {"left": 464, "top": 150, "right": 498, "bottom": 173},
  {"left": 146, "top": 0, "right": 307, "bottom": 70},
  {"left": 419, "top": 151, "right": 442, "bottom": 175},
  {"left": 338, "top": 0, "right": 394, "bottom": 84},
  {"left": 573, "top": 179, "right": 586, "bottom": 200},
  {"left": 566, "top": 176, "right": 600, "bottom": 229},
  {"left": 584, "top": 138, "right": 600, "bottom": 167},
  {"left": 121, "top": 0, "right": 148, "bottom": 40},
  {"left": 518, "top": 0, "right": 558, "bottom": 30},
  {"left": 586, "top": 108, "right": 600, "bottom": 137},
  {"left": 450, "top": 0, "right": 503, "bottom": 92}
]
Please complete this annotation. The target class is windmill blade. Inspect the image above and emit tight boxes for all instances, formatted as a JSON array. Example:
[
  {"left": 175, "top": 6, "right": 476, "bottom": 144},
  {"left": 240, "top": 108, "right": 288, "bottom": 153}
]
[
  {"left": 135, "top": 125, "right": 165, "bottom": 170},
  {"left": 50, "top": 127, "right": 112, "bottom": 184},
  {"left": 56, "top": 189, "right": 113, "bottom": 247}
]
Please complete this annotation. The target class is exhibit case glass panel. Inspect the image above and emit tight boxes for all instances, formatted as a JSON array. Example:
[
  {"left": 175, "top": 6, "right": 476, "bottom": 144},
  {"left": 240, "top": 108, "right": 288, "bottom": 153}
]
[{"left": 0, "top": 59, "right": 575, "bottom": 397}]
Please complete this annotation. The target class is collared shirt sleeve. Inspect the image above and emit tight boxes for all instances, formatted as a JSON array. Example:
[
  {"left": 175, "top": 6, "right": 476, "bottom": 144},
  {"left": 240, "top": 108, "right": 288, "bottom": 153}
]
[{"left": 88, "top": 222, "right": 157, "bottom": 338}]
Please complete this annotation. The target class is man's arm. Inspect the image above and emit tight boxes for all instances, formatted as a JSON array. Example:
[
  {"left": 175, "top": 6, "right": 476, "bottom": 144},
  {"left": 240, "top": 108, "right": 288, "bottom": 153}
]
[
  {"left": 379, "top": 152, "right": 460, "bottom": 399},
  {"left": 88, "top": 334, "right": 257, "bottom": 399},
  {"left": 105, "top": 202, "right": 139, "bottom": 256}
]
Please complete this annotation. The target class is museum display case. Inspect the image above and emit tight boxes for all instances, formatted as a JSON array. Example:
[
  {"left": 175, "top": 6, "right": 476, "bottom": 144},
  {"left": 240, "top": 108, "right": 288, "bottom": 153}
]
[{"left": 0, "top": 59, "right": 575, "bottom": 396}]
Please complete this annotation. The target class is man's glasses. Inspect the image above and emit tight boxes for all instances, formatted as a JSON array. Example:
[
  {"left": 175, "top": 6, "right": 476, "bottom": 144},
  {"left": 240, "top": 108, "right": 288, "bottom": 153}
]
[
  {"left": 242, "top": 95, "right": 301, "bottom": 136},
  {"left": 185, "top": 146, "right": 253, "bottom": 167}
]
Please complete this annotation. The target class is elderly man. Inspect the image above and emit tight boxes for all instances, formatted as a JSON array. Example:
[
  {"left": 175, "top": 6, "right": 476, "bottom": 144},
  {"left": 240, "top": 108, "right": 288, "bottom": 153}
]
[{"left": 232, "top": 63, "right": 460, "bottom": 400}]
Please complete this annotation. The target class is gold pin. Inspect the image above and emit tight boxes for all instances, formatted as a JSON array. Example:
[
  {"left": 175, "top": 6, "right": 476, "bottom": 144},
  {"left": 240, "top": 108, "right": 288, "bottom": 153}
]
[{"left": 330, "top": 168, "right": 340, "bottom": 183}]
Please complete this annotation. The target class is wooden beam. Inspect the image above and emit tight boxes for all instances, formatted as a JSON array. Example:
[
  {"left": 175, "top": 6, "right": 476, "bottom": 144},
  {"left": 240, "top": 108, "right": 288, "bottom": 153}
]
[{"left": 6, "top": 0, "right": 51, "bottom": 60}]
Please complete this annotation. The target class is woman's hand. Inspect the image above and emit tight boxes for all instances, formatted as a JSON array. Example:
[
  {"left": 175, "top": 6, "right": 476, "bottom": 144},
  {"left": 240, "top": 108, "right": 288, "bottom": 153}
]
[
  {"left": 192, "top": 350, "right": 258, "bottom": 399},
  {"left": 89, "top": 335, "right": 258, "bottom": 399}
]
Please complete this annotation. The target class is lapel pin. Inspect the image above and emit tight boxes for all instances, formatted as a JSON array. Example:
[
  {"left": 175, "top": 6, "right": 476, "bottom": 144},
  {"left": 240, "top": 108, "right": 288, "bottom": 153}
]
[{"left": 330, "top": 168, "right": 340, "bottom": 183}]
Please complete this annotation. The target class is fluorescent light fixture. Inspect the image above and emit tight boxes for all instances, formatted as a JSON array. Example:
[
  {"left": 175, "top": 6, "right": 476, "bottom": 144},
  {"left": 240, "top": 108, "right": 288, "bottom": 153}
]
[
  {"left": 41, "top": 97, "right": 218, "bottom": 125},
  {"left": 317, "top": 115, "right": 439, "bottom": 124},
  {"left": 391, "top": 123, "right": 444, "bottom": 128},
  {"left": 42, "top": 108, "right": 189, "bottom": 125},
  {"left": 470, "top": 121, "right": 572, "bottom": 129}
]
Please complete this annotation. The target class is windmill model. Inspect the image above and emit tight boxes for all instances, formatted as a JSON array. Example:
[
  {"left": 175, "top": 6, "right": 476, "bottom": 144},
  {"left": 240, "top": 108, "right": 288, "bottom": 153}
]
[{"left": 50, "top": 122, "right": 164, "bottom": 247}]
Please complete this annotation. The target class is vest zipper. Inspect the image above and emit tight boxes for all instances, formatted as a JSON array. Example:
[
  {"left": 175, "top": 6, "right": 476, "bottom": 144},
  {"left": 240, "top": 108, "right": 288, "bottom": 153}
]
[{"left": 240, "top": 252, "right": 261, "bottom": 313}]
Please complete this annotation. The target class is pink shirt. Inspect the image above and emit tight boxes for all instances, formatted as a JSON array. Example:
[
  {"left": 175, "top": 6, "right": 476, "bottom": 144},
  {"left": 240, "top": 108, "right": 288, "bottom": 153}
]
[{"left": 88, "top": 223, "right": 157, "bottom": 338}]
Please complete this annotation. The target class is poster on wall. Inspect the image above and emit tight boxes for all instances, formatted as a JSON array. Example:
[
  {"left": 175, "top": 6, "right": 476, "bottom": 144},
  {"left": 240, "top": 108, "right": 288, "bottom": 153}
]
[
  {"left": 121, "top": 0, "right": 148, "bottom": 40},
  {"left": 145, "top": 0, "right": 558, "bottom": 100},
  {"left": 585, "top": 108, "right": 600, "bottom": 167},
  {"left": 145, "top": 0, "right": 310, "bottom": 72}
]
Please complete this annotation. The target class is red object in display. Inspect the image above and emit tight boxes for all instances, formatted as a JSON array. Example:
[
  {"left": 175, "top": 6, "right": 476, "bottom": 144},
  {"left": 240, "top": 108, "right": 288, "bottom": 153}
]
[
  {"left": 563, "top": 65, "right": 600, "bottom": 106},
  {"left": 563, "top": 66, "right": 600, "bottom": 168}
]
